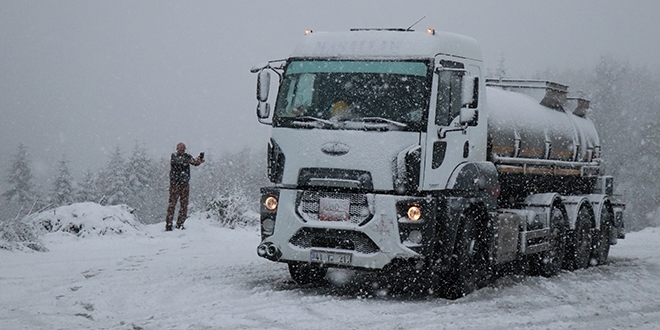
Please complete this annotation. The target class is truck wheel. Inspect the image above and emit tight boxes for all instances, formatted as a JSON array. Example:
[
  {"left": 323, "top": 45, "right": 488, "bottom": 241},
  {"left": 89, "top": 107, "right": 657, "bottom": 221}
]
[
  {"left": 593, "top": 204, "right": 614, "bottom": 265},
  {"left": 533, "top": 204, "right": 568, "bottom": 277},
  {"left": 441, "top": 213, "right": 480, "bottom": 299},
  {"left": 566, "top": 205, "right": 594, "bottom": 270},
  {"left": 288, "top": 262, "right": 327, "bottom": 285}
]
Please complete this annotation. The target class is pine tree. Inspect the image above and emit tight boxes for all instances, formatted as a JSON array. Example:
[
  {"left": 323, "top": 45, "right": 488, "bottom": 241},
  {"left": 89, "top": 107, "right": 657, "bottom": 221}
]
[
  {"left": 51, "top": 155, "right": 75, "bottom": 206},
  {"left": 100, "top": 147, "right": 128, "bottom": 205},
  {"left": 3, "top": 144, "right": 36, "bottom": 207},
  {"left": 77, "top": 170, "right": 99, "bottom": 203},
  {"left": 126, "top": 142, "right": 158, "bottom": 219}
]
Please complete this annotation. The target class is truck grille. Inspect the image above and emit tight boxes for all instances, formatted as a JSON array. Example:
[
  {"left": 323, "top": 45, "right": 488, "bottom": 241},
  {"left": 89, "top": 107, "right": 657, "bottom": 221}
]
[
  {"left": 296, "top": 191, "right": 373, "bottom": 225},
  {"left": 289, "top": 228, "right": 380, "bottom": 254}
]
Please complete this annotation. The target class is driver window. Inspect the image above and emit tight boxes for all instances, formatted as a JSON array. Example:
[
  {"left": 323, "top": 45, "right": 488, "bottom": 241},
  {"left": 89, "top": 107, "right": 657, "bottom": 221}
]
[
  {"left": 285, "top": 73, "right": 315, "bottom": 116},
  {"left": 435, "top": 70, "right": 464, "bottom": 126}
]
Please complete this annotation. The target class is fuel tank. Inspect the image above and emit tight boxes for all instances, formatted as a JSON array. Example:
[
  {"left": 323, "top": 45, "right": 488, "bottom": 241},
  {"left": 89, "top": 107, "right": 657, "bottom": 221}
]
[{"left": 486, "top": 79, "right": 600, "bottom": 166}]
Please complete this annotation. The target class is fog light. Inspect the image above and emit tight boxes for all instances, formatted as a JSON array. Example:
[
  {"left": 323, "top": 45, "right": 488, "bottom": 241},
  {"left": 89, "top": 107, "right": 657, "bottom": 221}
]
[
  {"left": 262, "top": 218, "right": 275, "bottom": 235},
  {"left": 264, "top": 195, "right": 278, "bottom": 211},
  {"left": 407, "top": 205, "right": 422, "bottom": 221},
  {"left": 408, "top": 230, "right": 423, "bottom": 244}
]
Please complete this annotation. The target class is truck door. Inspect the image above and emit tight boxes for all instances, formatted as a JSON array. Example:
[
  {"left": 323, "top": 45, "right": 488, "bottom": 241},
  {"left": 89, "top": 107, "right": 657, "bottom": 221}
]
[{"left": 422, "top": 57, "right": 472, "bottom": 190}]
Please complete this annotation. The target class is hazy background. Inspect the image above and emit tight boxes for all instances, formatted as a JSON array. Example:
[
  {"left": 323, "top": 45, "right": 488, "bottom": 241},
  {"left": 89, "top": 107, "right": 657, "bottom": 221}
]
[{"left": 2, "top": 0, "right": 659, "bottom": 182}]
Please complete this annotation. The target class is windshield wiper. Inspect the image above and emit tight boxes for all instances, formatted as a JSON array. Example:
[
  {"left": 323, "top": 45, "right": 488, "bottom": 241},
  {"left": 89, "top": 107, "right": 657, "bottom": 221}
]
[
  {"left": 290, "top": 116, "right": 334, "bottom": 127},
  {"left": 350, "top": 117, "right": 408, "bottom": 128}
]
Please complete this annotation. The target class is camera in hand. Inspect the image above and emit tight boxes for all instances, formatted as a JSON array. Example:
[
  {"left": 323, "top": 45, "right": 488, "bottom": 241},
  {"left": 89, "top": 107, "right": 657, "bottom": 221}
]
[{"left": 199, "top": 152, "right": 205, "bottom": 159}]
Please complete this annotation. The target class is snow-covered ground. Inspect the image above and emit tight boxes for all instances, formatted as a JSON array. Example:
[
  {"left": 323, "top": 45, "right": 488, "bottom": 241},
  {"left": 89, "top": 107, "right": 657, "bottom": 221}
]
[{"left": 2, "top": 204, "right": 660, "bottom": 330}]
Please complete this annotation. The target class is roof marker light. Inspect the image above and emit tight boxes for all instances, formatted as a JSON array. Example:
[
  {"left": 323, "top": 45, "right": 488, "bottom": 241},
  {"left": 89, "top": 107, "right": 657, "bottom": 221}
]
[
  {"left": 305, "top": 30, "right": 313, "bottom": 35},
  {"left": 427, "top": 28, "right": 435, "bottom": 35}
]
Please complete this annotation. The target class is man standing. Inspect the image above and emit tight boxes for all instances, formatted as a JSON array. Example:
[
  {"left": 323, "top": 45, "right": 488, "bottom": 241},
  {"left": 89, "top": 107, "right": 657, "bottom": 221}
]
[{"left": 166, "top": 142, "right": 204, "bottom": 231}]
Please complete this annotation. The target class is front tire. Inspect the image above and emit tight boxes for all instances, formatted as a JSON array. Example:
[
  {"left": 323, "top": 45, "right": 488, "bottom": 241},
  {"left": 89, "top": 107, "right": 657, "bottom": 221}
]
[{"left": 440, "top": 210, "right": 487, "bottom": 299}]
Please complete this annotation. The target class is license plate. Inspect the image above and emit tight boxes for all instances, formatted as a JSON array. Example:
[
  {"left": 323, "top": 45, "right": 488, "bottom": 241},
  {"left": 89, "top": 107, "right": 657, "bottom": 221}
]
[
  {"left": 318, "top": 197, "right": 350, "bottom": 221},
  {"left": 310, "top": 250, "right": 352, "bottom": 265}
]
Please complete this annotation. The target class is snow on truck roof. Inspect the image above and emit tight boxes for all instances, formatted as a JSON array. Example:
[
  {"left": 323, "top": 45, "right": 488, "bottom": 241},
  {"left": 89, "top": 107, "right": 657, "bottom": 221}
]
[{"left": 290, "top": 29, "right": 482, "bottom": 61}]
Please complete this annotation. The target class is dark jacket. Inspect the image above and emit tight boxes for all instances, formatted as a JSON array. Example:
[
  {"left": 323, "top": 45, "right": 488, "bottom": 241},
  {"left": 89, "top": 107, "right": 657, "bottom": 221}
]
[{"left": 170, "top": 152, "right": 194, "bottom": 184}]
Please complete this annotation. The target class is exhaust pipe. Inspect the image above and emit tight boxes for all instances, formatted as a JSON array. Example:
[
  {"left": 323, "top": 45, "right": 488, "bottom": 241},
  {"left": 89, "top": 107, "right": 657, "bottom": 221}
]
[
  {"left": 257, "top": 243, "right": 282, "bottom": 261},
  {"left": 257, "top": 244, "right": 268, "bottom": 257},
  {"left": 267, "top": 244, "right": 278, "bottom": 257}
]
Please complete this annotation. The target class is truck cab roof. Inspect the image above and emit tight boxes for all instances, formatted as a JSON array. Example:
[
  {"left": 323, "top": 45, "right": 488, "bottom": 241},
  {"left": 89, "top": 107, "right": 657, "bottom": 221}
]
[{"left": 290, "top": 29, "right": 482, "bottom": 61}]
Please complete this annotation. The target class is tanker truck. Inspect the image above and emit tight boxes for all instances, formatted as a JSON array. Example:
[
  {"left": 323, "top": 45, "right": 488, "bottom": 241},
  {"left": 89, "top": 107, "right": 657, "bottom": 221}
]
[{"left": 251, "top": 28, "right": 625, "bottom": 299}]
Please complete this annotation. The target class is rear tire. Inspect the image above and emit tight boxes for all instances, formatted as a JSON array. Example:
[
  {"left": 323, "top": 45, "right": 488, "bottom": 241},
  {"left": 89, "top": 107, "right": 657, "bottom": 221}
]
[
  {"left": 565, "top": 205, "right": 594, "bottom": 270},
  {"left": 594, "top": 204, "right": 614, "bottom": 265},
  {"left": 532, "top": 203, "right": 567, "bottom": 277},
  {"left": 288, "top": 262, "right": 327, "bottom": 285}
]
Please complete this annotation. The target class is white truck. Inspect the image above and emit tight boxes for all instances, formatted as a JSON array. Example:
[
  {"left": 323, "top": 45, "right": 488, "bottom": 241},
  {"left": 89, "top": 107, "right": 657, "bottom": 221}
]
[{"left": 251, "top": 28, "right": 625, "bottom": 299}]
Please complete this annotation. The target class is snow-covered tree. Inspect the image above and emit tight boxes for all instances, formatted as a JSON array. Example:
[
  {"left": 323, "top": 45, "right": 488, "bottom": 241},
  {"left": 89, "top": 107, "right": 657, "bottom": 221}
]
[
  {"left": 126, "top": 142, "right": 153, "bottom": 198},
  {"left": 3, "top": 144, "right": 36, "bottom": 208},
  {"left": 77, "top": 170, "right": 99, "bottom": 203},
  {"left": 51, "top": 155, "right": 75, "bottom": 206},
  {"left": 586, "top": 56, "right": 660, "bottom": 229},
  {"left": 125, "top": 142, "right": 165, "bottom": 222},
  {"left": 193, "top": 147, "right": 268, "bottom": 227},
  {"left": 99, "top": 147, "right": 128, "bottom": 205}
]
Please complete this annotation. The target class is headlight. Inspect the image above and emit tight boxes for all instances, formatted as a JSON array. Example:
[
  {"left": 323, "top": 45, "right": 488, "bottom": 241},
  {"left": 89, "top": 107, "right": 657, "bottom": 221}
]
[
  {"left": 407, "top": 205, "right": 422, "bottom": 221},
  {"left": 264, "top": 195, "right": 278, "bottom": 211}
]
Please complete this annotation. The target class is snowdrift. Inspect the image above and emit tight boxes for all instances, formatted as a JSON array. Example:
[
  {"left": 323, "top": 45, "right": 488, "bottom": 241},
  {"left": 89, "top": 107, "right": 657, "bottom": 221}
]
[
  {"left": 30, "top": 202, "right": 144, "bottom": 237},
  {"left": 1, "top": 203, "right": 145, "bottom": 251}
]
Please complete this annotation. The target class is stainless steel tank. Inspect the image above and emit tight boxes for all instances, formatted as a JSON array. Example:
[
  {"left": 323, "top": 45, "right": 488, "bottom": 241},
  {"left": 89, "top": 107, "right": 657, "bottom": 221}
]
[{"left": 486, "top": 79, "right": 601, "bottom": 174}]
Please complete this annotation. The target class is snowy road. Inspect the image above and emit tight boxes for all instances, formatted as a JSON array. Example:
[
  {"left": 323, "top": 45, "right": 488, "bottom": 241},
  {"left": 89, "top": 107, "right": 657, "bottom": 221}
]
[{"left": 2, "top": 215, "right": 660, "bottom": 329}]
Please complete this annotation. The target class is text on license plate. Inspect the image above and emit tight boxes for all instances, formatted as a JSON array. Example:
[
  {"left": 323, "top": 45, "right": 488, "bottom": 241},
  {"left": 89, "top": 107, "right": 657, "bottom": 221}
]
[{"left": 310, "top": 250, "right": 352, "bottom": 265}]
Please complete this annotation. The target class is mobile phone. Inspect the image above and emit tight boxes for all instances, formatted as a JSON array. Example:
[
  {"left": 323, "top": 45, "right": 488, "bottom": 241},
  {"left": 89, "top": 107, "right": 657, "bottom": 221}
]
[{"left": 199, "top": 152, "right": 205, "bottom": 159}]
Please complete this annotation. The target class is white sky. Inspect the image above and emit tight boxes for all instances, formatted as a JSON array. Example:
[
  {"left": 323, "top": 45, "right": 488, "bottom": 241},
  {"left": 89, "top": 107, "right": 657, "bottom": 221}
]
[{"left": 1, "top": 0, "right": 659, "bottom": 181}]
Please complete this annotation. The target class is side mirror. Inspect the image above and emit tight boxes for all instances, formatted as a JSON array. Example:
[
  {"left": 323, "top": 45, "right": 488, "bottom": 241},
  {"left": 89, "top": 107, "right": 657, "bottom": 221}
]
[
  {"left": 459, "top": 108, "right": 478, "bottom": 126},
  {"left": 461, "top": 76, "right": 479, "bottom": 108},
  {"left": 257, "top": 101, "right": 271, "bottom": 120},
  {"left": 257, "top": 70, "right": 271, "bottom": 102}
]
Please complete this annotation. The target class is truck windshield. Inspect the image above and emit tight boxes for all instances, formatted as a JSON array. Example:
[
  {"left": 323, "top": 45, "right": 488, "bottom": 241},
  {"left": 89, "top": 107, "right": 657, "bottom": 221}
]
[{"left": 273, "top": 60, "right": 431, "bottom": 131}]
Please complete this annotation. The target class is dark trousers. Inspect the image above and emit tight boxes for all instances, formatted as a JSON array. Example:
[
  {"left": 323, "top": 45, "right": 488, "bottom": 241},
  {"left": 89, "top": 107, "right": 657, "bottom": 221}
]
[{"left": 166, "top": 182, "right": 190, "bottom": 226}]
